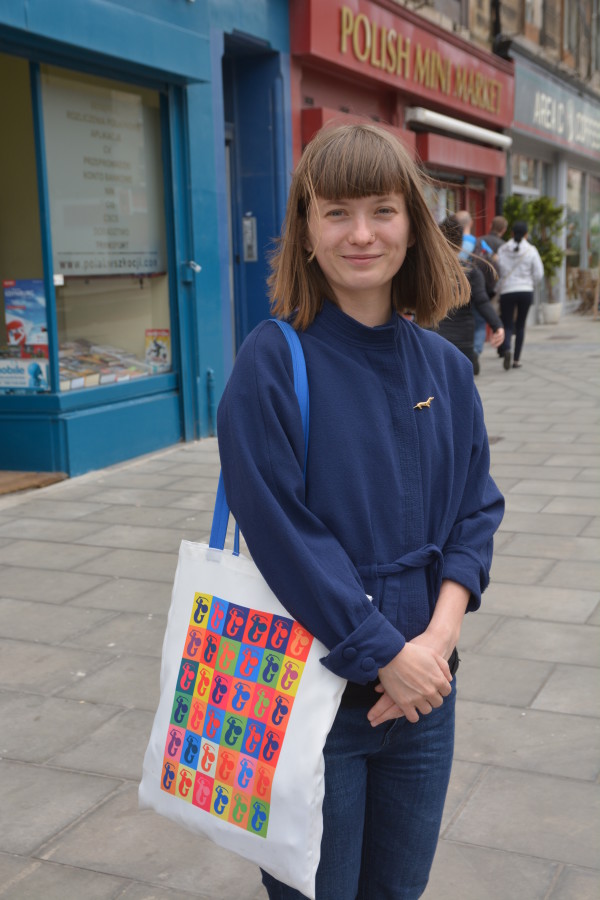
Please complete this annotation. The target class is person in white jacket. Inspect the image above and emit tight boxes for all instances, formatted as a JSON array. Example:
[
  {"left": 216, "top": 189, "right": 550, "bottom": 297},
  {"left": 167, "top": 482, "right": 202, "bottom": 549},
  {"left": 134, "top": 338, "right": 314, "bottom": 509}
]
[{"left": 496, "top": 220, "right": 545, "bottom": 369}]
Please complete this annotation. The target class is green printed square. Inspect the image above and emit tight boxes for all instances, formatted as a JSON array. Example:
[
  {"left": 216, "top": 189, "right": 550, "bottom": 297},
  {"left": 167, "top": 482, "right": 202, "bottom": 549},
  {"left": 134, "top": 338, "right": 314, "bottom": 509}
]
[
  {"left": 256, "top": 651, "right": 284, "bottom": 688},
  {"left": 220, "top": 713, "right": 246, "bottom": 752},
  {"left": 214, "top": 638, "right": 241, "bottom": 676},
  {"left": 170, "top": 692, "right": 192, "bottom": 730},
  {"left": 247, "top": 798, "right": 270, "bottom": 838}
]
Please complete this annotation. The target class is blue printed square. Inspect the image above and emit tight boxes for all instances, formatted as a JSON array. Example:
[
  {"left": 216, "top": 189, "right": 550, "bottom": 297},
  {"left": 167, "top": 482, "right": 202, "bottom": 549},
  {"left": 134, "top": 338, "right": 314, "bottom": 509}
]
[
  {"left": 180, "top": 730, "right": 202, "bottom": 770},
  {"left": 206, "top": 596, "right": 228, "bottom": 635},
  {"left": 221, "top": 604, "right": 249, "bottom": 642},
  {"left": 265, "top": 616, "right": 293, "bottom": 654},
  {"left": 234, "top": 644, "right": 265, "bottom": 682}
]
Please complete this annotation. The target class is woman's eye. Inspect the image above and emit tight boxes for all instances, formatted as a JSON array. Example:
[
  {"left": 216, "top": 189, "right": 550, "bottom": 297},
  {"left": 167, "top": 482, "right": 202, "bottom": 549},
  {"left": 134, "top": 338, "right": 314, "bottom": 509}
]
[
  {"left": 325, "top": 209, "right": 346, "bottom": 218},
  {"left": 376, "top": 207, "right": 395, "bottom": 216}
]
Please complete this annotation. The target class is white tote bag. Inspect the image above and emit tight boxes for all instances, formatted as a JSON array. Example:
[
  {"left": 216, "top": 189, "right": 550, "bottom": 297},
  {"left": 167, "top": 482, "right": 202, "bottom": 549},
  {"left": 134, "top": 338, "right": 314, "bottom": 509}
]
[{"left": 139, "top": 321, "right": 346, "bottom": 898}]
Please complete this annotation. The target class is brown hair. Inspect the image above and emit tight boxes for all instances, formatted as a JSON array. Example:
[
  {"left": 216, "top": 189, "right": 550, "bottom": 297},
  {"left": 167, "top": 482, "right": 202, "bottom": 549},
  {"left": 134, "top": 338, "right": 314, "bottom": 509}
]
[{"left": 269, "top": 123, "right": 469, "bottom": 329}]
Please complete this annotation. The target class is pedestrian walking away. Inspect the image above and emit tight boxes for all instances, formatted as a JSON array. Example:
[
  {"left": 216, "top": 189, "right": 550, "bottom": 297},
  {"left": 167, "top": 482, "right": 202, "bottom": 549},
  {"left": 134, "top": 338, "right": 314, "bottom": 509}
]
[
  {"left": 436, "top": 215, "right": 505, "bottom": 375},
  {"left": 217, "top": 123, "right": 505, "bottom": 900},
  {"left": 496, "top": 220, "right": 544, "bottom": 369},
  {"left": 455, "top": 209, "right": 490, "bottom": 359}
]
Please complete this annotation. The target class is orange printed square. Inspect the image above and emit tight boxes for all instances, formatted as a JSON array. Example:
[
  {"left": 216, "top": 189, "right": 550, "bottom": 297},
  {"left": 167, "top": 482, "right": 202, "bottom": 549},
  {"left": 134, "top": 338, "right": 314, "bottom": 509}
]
[
  {"left": 182, "top": 624, "right": 205, "bottom": 662},
  {"left": 253, "top": 761, "right": 275, "bottom": 804},
  {"left": 215, "top": 746, "right": 239, "bottom": 785},
  {"left": 228, "top": 789, "right": 251, "bottom": 829},
  {"left": 286, "top": 622, "right": 313, "bottom": 662}
]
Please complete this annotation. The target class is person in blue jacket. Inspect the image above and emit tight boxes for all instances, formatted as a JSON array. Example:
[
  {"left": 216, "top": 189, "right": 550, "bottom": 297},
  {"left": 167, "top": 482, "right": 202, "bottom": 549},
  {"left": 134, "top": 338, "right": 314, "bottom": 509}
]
[{"left": 217, "top": 123, "right": 504, "bottom": 900}]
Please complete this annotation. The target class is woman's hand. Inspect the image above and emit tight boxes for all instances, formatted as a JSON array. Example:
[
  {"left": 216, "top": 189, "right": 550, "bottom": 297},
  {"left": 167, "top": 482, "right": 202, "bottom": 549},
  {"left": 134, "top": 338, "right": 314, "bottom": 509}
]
[
  {"left": 490, "top": 327, "right": 505, "bottom": 348},
  {"left": 369, "top": 642, "right": 452, "bottom": 726}
]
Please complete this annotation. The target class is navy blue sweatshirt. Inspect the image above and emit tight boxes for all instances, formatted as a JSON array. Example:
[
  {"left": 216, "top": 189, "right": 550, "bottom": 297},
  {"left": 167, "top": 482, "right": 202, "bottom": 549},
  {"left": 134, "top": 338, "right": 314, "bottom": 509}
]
[{"left": 217, "top": 301, "right": 504, "bottom": 685}]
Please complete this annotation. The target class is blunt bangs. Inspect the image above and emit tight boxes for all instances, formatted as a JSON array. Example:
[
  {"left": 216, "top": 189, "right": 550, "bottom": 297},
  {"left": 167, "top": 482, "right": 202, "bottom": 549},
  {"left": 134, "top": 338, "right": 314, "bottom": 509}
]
[{"left": 301, "top": 125, "right": 412, "bottom": 206}]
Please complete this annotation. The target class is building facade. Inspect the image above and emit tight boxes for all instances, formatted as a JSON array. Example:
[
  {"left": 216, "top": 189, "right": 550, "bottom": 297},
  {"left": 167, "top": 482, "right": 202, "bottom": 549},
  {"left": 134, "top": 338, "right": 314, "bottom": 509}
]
[
  {"left": 289, "top": 0, "right": 514, "bottom": 234},
  {"left": 0, "top": 0, "right": 293, "bottom": 475}
]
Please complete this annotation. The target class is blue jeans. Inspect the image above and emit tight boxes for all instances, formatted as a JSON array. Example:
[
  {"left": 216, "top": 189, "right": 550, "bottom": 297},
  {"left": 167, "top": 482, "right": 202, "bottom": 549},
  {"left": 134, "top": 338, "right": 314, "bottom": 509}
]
[
  {"left": 472, "top": 307, "right": 487, "bottom": 355},
  {"left": 262, "top": 680, "right": 456, "bottom": 900}
]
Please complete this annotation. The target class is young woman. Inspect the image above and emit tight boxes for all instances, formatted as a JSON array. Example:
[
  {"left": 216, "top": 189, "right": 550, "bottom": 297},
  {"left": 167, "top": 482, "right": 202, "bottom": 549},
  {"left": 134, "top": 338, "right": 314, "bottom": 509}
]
[
  {"left": 496, "top": 220, "right": 545, "bottom": 369},
  {"left": 217, "top": 124, "right": 504, "bottom": 900}
]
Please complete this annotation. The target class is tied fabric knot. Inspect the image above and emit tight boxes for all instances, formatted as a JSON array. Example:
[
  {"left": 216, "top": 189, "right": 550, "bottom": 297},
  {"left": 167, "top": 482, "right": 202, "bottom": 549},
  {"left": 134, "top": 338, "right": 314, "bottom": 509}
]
[{"left": 356, "top": 544, "right": 444, "bottom": 599}]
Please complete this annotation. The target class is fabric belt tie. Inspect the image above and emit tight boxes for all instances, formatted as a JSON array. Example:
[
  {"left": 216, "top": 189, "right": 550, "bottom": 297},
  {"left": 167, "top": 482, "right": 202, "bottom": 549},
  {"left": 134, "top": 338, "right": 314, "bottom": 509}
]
[{"left": 356, "top": 544, "right": 444, "bottom": 599}]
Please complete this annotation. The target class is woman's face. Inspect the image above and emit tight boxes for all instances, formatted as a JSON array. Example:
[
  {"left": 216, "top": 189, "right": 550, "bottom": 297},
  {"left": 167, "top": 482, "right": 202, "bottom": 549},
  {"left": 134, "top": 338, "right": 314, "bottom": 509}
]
[{"left": 306, "top": 193, "right": 413, "bottom": 320}]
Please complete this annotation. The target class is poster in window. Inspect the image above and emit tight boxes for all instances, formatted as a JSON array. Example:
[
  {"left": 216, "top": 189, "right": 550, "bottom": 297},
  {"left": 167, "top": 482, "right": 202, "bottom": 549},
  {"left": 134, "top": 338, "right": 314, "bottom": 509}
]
[{"left": 41, "top": 74, "right": 167, "bottom": 277}]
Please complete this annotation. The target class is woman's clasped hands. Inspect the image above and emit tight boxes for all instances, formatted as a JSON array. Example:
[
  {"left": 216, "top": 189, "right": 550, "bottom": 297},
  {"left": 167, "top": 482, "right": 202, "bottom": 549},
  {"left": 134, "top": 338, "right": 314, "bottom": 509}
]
[{"left": 367, "top": 640, "right": 453, "bottom": 727}]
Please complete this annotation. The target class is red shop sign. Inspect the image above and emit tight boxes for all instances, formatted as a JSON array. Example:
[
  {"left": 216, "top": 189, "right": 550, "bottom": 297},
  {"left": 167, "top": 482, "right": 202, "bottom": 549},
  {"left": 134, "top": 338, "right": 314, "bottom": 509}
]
[{"left": 291, "top": 0, "right": 514, "bottom": 129}]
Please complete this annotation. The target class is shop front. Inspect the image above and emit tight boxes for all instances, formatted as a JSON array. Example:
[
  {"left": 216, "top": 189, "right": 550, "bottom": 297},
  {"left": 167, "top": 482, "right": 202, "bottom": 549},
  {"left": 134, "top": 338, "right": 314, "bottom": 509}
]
[
  {"left": 0, "top": 1, "right": 292, "bottom": 475},
  {"left": 508, "top": 45, "right": 600, "bottom": 310},
  {"left": 289, "top": 0, "right": 514, "bottom": 232}
]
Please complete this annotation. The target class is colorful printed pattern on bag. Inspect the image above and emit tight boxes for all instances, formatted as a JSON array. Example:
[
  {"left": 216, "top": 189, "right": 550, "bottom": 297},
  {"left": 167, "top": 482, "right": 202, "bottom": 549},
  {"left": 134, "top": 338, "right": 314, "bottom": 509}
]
[{"left": 160, "top": 592, "right": 314, "bottom": 838}]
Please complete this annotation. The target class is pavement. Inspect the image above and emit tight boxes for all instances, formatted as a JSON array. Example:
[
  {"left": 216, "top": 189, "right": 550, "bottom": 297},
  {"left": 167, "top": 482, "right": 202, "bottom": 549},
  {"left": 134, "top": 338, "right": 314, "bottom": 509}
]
[{"left": 0, "top": 310, "right": 598, "bottom": 900}]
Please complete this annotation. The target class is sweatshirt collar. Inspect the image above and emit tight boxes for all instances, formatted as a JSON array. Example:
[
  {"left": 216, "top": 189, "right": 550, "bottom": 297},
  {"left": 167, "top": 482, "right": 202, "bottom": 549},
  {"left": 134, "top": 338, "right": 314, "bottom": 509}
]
[{"left": 314, "top": 299, "right": 399, "bottom": 348}]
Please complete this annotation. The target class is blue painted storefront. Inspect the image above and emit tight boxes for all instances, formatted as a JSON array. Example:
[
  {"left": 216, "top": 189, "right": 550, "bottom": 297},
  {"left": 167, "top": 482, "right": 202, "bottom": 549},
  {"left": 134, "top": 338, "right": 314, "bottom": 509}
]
[{"left": 0, "top": 0, "right": 292, "bottom": 474}]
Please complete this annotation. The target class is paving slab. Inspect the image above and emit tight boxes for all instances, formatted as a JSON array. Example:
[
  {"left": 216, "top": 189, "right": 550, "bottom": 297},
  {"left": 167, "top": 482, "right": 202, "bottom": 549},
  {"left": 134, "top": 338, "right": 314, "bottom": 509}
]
[
  {"left": 455, "top": 700, "right": 600, "bottom": 779},
  {"left": 74, "top": 548, "right": 178, "bottom": 584},
  {"left": 498, "top": 532, "right": 599, "bottom": 560},
  {"left": 0, "top": 516, "right": 108, "bottom": 543},
  {"left": 488, "top": 553, "right": 555, "bottom": 585},
  {"left": 57, "top": 653, "right": 161, "bottom": 711},
  {"left": 63, "top": 610, "right": 167, "bottom": 657},
  {"left": 0, "top": 539, "right": 110, "bottom": 571},
  {"left": 531, "top": 664, "right": 600, "bottom": 718},
  {"left": 0, "top": 638, "right": 113, "bottom": 695},
  {"left": 68, "top": 577, "right": 173, "bottom": 615},
  {"left": 38, "top": 784, "right": 265, "bottom": 899},
  {"left": 542, "top": 496, "right": 600, "bottom": 515},
  {"left": 549, "top": 866, "right": 600, "bottom": 900},
  {"left": 542, "top": 559, "right": 600, "bottom": 591},
  {"left": 480, "top": 583, "right": 599, "bottom": 623},
  {"left": 78, "top": 504, "right": 204, "bottom": 528},
  {"left": 0, "top": 692, "right": 119, "bottom": 763},
  {"left": 499, "top": 510, "right": 592, "bottom": 536},
  {"left": 0, "top": 597, "right": 115, "bottom": 643},
  {"left": 480, "top": 618, "right": 599, "bottom": 666},
  {"left": 0, "top": 854, "right": 129, "bottom": 900},
  {"left": 446, "top": 768, "right": 600, "bottom": 869},
  {"left": 75, "top": 524, "right": 191, "bottom": 554},
  {"left": 423, "top": 841, "right": 558, "bottom": 900},
  {"left": 0, "top": 759, "right": 121, "bottom": 855},
  {"left": 0, "top": 566, "right": 108, "bottom": 604},
  {"left": 456, "top": 652, "right": 552, "bottom": 706},
  {"left": 48, "top": 707, "right": 155, "bottom": 781}
]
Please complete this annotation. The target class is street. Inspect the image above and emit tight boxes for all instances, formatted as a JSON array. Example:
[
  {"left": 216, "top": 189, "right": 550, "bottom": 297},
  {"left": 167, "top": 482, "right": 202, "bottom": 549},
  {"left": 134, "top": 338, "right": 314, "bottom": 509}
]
[{"left": 0, "top": 311, "right": 598, "bottom": 899}]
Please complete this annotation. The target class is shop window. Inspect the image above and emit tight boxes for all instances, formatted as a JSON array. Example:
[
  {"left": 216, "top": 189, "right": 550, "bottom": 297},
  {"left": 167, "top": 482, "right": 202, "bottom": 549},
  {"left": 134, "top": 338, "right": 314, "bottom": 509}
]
[
  {"left": 40, "top": 67, "right": 171, "bottom": 391},
  {"left": 511, "top": 154, "right": 538, "bottom": 193},
  {"left": 0, "top": 54, "right": 48, "bottom": 392}
]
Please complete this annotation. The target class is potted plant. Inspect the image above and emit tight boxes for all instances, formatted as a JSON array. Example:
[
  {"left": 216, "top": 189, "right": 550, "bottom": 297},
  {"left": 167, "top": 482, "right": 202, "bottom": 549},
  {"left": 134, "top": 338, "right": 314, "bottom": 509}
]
[{"left": 503, "top": 195, "right": 566, "bottom": 324}]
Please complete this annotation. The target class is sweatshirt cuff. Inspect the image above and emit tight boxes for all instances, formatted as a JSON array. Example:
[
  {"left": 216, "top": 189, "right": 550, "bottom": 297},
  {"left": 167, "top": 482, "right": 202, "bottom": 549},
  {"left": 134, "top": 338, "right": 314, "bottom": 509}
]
[
  {"left": 442, "top": 545, "right": 489, "bottom": 612},
  {"left": 320, "top": 608, "right": 406, "bottom": 683}
]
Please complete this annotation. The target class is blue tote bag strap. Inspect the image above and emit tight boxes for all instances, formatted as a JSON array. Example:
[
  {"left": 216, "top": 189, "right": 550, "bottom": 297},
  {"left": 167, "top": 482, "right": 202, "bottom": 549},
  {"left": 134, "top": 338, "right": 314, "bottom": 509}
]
[{"left": 209, "top": 319, "right": 309, "bottom": 553}]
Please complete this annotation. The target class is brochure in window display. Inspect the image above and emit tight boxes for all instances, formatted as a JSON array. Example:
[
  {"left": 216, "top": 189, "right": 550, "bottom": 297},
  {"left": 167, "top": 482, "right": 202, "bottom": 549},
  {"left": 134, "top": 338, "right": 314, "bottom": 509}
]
[{"left": 1, "top": 279, "right": 50, "bottom": 392}]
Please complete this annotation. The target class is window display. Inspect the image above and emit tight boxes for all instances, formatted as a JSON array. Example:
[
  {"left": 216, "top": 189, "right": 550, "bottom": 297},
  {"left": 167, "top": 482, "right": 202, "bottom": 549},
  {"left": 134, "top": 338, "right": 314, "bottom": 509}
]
[
  {"left": 41, "top": 66, "right": 172, "bottom": 391},
  {"left": 0, "top": 54, "right": 47, "bottom": 392}
]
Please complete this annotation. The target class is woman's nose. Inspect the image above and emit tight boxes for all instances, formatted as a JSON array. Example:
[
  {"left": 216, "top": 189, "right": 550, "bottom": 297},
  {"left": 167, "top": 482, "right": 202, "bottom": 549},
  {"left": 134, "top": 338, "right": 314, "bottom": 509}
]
[{"left": 348, "top": 217, "right": 374, "bottom": 244}]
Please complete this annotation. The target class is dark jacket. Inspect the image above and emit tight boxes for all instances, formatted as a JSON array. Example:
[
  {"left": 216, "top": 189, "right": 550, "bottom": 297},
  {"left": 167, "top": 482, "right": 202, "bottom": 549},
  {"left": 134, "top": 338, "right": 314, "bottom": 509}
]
[
  {"left": 217, "top": 301, "right": 504, "bottom": 684},
  {"left": 436, "top": 263, "right": 503, "bottom": 357}
]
